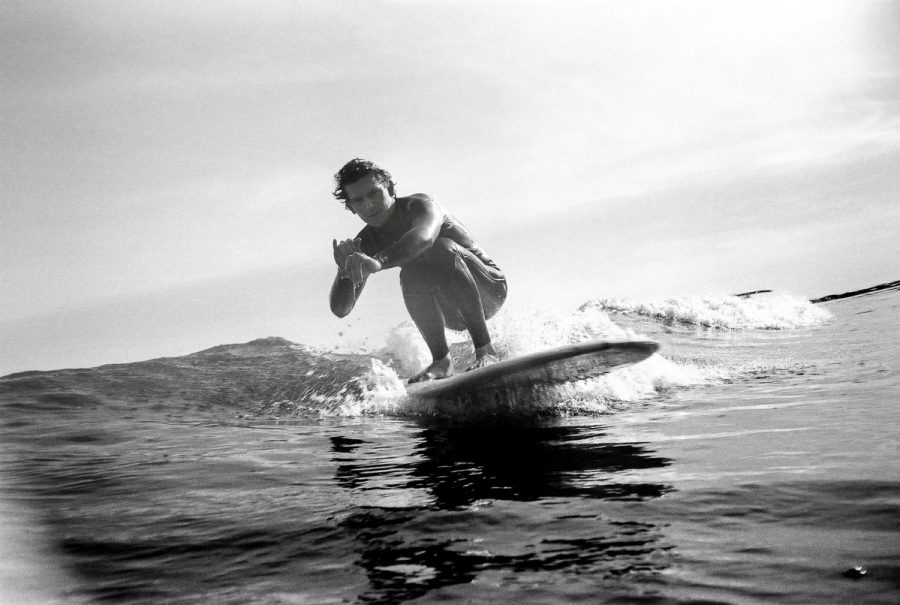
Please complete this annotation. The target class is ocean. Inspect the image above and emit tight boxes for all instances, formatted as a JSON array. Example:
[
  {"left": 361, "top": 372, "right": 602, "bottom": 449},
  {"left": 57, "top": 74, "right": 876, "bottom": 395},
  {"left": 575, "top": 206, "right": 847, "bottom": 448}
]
[{"left": 1, "top": 285, "right": 898, "bottom": 604}]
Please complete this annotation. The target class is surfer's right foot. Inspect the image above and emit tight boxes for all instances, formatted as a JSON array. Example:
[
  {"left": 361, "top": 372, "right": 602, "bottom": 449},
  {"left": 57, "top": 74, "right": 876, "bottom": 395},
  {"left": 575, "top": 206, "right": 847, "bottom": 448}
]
[
  {"left": 466, "top": 342, "right": 499, "bottom": 372},
  {"left": 408, "top": 356, "right": 454, "bottom": 384},
  {"left": 466, "top": 353, "right": 499, "bottom": 372}
]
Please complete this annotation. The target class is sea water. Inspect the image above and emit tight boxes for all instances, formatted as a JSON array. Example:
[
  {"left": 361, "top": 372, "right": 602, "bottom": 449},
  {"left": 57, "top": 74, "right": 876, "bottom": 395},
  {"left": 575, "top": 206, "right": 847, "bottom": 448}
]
[{"left": 0, "top": 287, "right": 898, "bottom": 604}]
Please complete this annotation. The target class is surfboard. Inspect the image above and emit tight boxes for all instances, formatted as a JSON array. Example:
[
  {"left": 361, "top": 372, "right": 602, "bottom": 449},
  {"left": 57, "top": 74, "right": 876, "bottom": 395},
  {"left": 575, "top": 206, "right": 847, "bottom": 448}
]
[{"left": 406, "top": 339, "right": 658, "bottom": 399}]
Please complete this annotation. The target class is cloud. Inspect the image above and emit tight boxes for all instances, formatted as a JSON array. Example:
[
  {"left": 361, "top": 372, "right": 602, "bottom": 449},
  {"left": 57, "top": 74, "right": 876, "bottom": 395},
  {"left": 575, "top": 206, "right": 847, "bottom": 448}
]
[{"left": 4, "top": 1, "right": 900, "bottom": 371}]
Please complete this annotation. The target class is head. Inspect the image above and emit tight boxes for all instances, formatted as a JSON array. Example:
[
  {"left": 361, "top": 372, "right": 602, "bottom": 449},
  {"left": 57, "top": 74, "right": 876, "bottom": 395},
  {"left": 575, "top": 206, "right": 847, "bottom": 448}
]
[{"left": 332, "top": 158, "right": 396, "bottom": 211}]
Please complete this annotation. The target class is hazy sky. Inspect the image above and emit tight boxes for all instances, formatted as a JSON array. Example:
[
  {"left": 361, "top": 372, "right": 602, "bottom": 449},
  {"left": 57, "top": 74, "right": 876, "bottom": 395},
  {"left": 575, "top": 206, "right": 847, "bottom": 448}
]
[{"left": 3, "top": 0, "right": 899, "bottom": 374}]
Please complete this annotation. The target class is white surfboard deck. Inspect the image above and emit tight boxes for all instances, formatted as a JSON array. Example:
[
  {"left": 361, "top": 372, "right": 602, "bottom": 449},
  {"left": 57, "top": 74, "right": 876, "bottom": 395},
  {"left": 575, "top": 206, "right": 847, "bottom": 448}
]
[{"left": 406, "top": 339, "right": 658, "bottom": 399}]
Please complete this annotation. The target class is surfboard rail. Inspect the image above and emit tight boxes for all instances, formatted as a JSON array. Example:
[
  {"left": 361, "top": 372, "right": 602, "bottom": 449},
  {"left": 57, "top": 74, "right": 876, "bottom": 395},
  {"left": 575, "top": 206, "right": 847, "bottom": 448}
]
[{"left": 406, "top": 339, "right": 659, "bottom": 399}]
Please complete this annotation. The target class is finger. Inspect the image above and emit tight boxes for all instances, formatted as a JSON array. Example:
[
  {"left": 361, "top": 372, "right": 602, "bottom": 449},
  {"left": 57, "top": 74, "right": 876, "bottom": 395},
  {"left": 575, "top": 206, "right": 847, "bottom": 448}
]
[
  {"left": 353, "top": 238, "right": 362, "bottom": 251},
  {"left": 333, "top": 239, "right": 338, "bottom": 251}
]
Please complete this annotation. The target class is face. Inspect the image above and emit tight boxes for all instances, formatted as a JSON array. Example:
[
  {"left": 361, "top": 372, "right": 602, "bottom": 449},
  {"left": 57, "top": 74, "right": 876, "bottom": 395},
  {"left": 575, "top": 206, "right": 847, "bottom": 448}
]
[{"left": 343, "top": 175, "right": 395, "bottom": 227}]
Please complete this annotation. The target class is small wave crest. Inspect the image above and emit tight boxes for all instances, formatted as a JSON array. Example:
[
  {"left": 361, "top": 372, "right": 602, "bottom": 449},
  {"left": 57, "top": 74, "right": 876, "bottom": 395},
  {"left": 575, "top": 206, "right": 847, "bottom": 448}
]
[
  {"left": 581, "top": 293, "right": 833, "bottom": 330},
  {"left": 317, "top": 305, "right": 698, "bottom": 419},
  {"left": 263, "top": 305, "right": 697, "bottom": 418}
]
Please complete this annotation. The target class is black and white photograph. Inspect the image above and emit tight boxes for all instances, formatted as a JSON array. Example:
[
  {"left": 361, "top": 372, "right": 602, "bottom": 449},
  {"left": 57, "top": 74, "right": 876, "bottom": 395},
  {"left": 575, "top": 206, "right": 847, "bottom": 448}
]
[{"left": 2, "top": 1, "right": 899, "bottom": 602}]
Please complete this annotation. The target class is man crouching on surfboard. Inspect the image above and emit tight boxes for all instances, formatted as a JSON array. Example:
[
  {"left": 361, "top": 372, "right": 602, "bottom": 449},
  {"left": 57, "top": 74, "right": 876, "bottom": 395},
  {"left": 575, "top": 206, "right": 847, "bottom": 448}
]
[{"left": 329, "top": 158, "right": 507, "bottom": 383}]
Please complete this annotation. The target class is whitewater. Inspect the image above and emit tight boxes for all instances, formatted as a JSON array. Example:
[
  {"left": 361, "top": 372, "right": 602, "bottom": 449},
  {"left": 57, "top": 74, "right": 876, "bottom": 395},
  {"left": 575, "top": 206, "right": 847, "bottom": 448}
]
[{"left": 1, "top": 286, "right": 898, "bottom": 603}]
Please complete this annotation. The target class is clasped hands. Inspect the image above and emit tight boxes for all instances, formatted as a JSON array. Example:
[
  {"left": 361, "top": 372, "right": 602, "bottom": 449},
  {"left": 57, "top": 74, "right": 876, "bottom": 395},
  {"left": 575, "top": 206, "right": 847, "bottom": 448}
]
[{"left": 333, "top": 238, "right": 382, "bottom": 287}]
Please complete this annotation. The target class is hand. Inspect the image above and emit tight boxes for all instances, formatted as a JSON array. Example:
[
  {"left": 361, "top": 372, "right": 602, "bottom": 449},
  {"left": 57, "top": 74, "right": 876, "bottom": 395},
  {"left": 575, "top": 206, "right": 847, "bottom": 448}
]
[
  {"left": 332, "top": 238, "right": 362, "bottom": 272},
  {"left": 345, "top": 251, "right": 382, "bottom": 288}
]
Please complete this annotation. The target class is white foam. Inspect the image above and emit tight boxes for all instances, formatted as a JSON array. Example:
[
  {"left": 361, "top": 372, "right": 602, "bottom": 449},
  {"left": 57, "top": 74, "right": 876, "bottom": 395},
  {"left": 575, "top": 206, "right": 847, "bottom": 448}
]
[
  {"left": 583, "top": 293, "right": 832, "bottom": 330},
  {"left": 298, "top": 295, "right": 827, "bottom": 418},
  {"left": 267, "top": 357, "right": 409, "bottom": 418},
  {"left": 378, "top": 322, "right": 433, "bottom": 378},
  {"left": 488, "top": 305, "right": 636, "bottom": 357},
  {"left": 358, "top": 304, "right": 706, "bottom": 417},
  {"left": 337, "top": 358, "right": 408, "bottom": 416}
]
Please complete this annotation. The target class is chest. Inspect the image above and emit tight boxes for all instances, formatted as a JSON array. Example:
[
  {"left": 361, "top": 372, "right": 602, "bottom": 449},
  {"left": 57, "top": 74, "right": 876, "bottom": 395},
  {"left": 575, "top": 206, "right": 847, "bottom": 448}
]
[{"left": 366, "top": 207, "right": 414, "bottom": 246}]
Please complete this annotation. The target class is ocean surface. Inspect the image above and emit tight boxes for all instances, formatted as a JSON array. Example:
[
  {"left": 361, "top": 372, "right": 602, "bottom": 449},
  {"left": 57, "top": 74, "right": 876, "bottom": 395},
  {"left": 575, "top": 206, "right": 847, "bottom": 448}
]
[{"left": 1, "top": 286, "right": 898, "bottom": 604}]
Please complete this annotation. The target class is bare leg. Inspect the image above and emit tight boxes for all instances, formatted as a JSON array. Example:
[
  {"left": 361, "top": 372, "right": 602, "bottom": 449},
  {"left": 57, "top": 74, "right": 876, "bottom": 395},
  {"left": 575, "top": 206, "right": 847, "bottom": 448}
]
[
  {"left": 400, "top": 287, "right": 456, "bottom": 383},
  {"left": 400, "top": 238, "right": 507, "bottom": 381}
]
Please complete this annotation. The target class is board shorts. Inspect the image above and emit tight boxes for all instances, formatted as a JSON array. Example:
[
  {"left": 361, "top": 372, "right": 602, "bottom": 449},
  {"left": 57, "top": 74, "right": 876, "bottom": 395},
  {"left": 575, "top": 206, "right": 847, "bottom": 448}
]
[{"left": 399, "top": 237, "right": 507, "bottom": 332}]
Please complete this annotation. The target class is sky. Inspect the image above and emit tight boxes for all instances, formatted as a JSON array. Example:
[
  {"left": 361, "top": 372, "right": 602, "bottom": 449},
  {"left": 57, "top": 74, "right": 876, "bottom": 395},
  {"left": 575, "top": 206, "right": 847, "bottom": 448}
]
[{"left": 2, "top": 0, "right": 899, "bottom": 374}]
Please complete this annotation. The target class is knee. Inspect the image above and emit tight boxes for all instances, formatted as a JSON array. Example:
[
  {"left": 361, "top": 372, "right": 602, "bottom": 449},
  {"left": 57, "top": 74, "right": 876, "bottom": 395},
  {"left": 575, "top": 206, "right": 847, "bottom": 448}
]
[{"left": 400, "top": 238, "right": 464, "bottom": 290}]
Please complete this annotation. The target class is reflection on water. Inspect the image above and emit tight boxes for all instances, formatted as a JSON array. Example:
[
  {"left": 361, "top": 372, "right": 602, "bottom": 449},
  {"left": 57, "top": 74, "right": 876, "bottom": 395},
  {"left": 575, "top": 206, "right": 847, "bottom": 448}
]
[
  {"left": 330, "top": 422, "right": 674, "bottom": 603},
  {"left": 1, "top": 413, "right": 675, "bottom": 604},
  {"left": 332, "top": 424, "right": 673, "bottom": 506}
]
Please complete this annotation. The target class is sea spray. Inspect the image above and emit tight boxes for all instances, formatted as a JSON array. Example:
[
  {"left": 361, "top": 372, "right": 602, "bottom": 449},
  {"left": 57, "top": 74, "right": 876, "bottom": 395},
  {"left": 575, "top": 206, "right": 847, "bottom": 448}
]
[
  {"left": 370, "top": 304, "right": 697, "bottom": 418},
  {"left": 582, "top": 293, "right": 833, "bottom": 330}
]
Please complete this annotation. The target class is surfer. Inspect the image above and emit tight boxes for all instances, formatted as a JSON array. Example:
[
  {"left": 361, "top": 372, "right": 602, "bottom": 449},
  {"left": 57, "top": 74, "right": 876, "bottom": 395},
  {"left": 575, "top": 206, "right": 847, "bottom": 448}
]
[{"left": 329, "top": 158, "right": 507, "bottom": 383}]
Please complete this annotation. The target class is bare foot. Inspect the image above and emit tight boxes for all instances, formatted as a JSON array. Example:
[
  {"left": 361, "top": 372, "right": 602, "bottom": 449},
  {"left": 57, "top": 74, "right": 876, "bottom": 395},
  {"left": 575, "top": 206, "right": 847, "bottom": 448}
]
[
  {"left": 467, "top": 343, "right": 500, "bottom": 372},
  {"left": 408, "top": 355, "right": 454, "bottom": 384}
]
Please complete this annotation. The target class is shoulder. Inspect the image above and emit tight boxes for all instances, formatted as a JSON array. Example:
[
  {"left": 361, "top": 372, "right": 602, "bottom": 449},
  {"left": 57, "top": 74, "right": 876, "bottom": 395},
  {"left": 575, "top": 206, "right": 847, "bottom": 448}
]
[
  {"left": 398, "top": 194, "right": 442, "bottom": 216},
  {"left": 399, "top": 193, "right": 433, "bottom": 207}
]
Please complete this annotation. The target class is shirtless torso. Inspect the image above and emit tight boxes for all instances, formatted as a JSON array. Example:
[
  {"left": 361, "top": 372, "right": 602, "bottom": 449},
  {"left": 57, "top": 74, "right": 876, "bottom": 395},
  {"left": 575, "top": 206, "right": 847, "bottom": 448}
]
[{"left": 329, "top": 161, "right": 506, "bottom": 382}]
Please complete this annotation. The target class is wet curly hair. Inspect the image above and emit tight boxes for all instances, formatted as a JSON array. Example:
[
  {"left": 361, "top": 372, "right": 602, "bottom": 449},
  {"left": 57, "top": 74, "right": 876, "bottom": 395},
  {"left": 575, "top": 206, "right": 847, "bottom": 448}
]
[{"left": 332, "top": 158, "right": 397, "bottom": 211}]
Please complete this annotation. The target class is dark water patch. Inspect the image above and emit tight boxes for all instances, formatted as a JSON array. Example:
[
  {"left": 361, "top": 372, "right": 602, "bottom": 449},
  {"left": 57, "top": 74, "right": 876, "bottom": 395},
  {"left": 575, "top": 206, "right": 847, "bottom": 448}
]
[
  {"left": 660, "top": 480, "right": 900, "bottom": 533},
  {"left": 340, "top": 506, "right": 672, "bottom": 605},
  {"left": 330, "top": 435, "right": 368, "bottom": 453},
  {"left": 328, "top": 424, "right": 674, "bottom": 509},
  {"left": 1, "top": 391, "right": 104, "bottom": 410},
  {"left": 10, "top": 453, "right": 129, "bottom": 497},
  {"left": 319, "top": 422, "right": 678, "bottom": 603},
  {"left": 56, "top": 524, "right": 350, "bottom": 603},
  {"left": 1, "top": 419, "right": 31, "bottom": 428},
  {"left": 61, "top": 433, "right": 104, "bottom": 444},
  {"left": 62, "top": 528, "right": 284, "bottom": 560},
  {"left": 411, "top": 425, "right": 672, "bottom": 505}
]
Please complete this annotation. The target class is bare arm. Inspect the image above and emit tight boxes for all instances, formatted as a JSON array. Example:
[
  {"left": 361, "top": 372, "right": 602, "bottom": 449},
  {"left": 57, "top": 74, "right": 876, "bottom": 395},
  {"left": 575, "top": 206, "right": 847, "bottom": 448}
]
[
  {"left": 329, "top": 270, "right": 364, "bottom": 317},
  {"left": 369, "top": 196, "right": 443, "bottom": 270},
  {"left": 339, "top": 196, "right": 444, "bottom": 295},
  {"left": 329, "top": 238, "right": 366, "bottom": 317}
]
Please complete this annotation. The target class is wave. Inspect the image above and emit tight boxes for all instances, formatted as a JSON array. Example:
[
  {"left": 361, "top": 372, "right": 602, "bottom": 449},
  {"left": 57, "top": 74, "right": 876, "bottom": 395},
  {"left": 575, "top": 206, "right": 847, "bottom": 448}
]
[
  {"left": 1, "top": 293, "right": 833, "bottom": 421},
  {"left": 580, "top": 293, "right": 832, "bottom": 330}
]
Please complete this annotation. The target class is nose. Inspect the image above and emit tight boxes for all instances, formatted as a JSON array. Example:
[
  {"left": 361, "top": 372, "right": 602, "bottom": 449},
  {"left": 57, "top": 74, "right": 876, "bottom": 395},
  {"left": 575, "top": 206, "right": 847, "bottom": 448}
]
[{"left": 364, "top": 191, "right": 383, "bottom": 208}]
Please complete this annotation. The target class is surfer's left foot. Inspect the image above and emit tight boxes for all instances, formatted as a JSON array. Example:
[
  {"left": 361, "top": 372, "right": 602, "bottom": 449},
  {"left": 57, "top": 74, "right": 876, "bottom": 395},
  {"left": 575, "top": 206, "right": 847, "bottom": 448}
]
[
  {"left": 467, "top": 343, "right": 499, "bottom": 372},
  {"left": 408, "top": 355, "right": 454, "bottom": 384}
]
